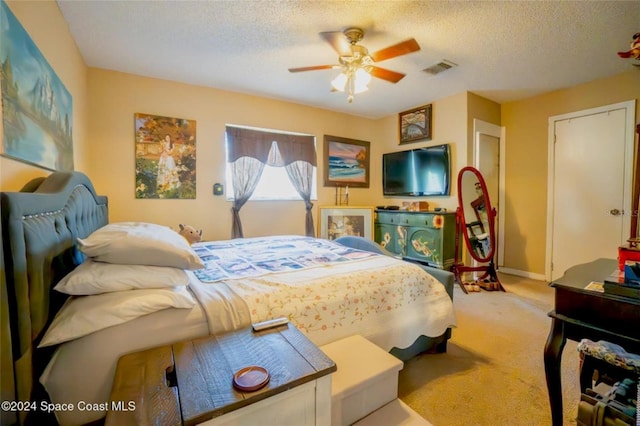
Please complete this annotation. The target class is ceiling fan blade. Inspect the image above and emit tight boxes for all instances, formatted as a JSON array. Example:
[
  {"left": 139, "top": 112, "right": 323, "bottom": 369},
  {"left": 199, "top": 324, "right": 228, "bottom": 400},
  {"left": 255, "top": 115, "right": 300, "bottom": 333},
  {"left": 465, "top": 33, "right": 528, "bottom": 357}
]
[
  {"left": 370, "top": 66, "right": 406, "bottom": 83},
  {"left": 320, "top": 31, "right": 352, "bottom": 56},
  {"left": 370, "top": 38, "right": 420, "bottom": 62},
  {"left": 288, "top": 65, "right": 335, "bottom": 73}
]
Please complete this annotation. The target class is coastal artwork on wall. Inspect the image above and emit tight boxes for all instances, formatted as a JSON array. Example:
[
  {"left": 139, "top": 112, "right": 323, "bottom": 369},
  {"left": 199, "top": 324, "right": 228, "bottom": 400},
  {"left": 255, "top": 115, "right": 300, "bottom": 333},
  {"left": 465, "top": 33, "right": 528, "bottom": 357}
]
[
  {"left": 0, "top": 1, "right": 74, "bottom": 171},
  {"left": 134, "top": 113, "right": 196, "bottom": 199},
  {"left": 323, "top": 135, "right": 370, "bottom": 188}
]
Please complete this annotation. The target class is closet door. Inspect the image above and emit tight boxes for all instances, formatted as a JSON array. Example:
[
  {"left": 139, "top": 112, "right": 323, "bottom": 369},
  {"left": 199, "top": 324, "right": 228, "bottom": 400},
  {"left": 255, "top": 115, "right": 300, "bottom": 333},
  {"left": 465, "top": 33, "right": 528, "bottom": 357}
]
[{"left": 548, "top": 102, "right": 634, "bottom": 280}]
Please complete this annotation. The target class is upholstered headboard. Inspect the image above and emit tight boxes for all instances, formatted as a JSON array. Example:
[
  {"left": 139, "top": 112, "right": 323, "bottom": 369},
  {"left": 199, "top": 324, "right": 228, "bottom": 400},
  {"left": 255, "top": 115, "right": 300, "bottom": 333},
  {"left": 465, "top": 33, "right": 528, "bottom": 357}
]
[{"left": 1, "top": 172, "right": 108, "bottom": 422}]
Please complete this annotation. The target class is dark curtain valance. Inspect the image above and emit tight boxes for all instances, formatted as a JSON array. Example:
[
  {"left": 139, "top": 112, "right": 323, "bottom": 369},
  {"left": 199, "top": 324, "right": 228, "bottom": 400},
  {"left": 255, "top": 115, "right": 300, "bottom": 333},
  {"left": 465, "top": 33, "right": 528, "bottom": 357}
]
[{"left": 226, "top": 127, "right": 316, "bottom": 166}]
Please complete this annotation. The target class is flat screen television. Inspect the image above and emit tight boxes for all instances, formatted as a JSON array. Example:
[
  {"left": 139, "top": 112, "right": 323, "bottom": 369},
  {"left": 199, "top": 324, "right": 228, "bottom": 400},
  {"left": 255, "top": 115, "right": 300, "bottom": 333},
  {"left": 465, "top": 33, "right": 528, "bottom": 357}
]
[{"left": 382, "top": 144, "right": 451, "bottom": 196}]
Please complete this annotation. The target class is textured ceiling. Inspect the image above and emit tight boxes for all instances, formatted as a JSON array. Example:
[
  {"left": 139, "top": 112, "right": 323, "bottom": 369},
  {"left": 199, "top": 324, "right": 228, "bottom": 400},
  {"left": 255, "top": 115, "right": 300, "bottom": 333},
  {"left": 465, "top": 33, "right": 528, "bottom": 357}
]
[{"left": 57, "top": 1, "right": 640, "bottom": 119}]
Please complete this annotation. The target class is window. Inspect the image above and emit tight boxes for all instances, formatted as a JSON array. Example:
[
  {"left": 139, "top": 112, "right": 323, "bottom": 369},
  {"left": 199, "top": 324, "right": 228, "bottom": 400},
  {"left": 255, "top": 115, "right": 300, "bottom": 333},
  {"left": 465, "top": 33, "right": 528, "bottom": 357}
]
[
  {"left": 225, "top": 162, "right": 317, "bottom": 201},
  {"left": 225, "top": 126, "right": 317, "bottom": 201}
]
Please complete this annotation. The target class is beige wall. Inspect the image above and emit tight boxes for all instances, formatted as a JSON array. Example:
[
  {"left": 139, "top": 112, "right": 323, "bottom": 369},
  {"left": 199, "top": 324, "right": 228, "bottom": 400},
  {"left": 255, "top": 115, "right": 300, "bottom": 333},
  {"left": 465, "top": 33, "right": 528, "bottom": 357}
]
[
  {"left": 5, "top": 0, "right": 635, "bottom": 276},
  {"left": 466, "top": 92, "right": 502, "bottom": 164},
  {"left": 502, "top": 70, "right": 640, "bottom": 275},
  {"left": 0, "top": 0, "right": 89, "bottom": 190},
  {"left": 86, "top": 69, "right": 477, "bottom": 240},
  {"left": 371, "top": 92, "right": 471, "bottom": 213},
  {"left": 87, "top": 69, "right": 383, "bottom": 240},
  {"left": 0, "top": 0, "right": 476, "bottom": 242}
]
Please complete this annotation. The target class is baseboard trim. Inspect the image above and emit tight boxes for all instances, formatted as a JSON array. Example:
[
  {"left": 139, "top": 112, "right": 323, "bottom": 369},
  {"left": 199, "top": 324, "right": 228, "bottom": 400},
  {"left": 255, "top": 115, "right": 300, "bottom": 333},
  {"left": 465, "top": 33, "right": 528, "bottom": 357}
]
[{"left": 498, "top": 267, "right": 546, "bottom": 281}]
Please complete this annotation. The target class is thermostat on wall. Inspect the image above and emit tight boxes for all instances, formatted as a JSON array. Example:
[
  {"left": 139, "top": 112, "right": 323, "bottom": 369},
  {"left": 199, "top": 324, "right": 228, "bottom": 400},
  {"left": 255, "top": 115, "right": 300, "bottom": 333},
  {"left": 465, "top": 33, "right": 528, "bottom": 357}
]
[{"left": 213, "top": 183, "right": 224, "bottom": 196}]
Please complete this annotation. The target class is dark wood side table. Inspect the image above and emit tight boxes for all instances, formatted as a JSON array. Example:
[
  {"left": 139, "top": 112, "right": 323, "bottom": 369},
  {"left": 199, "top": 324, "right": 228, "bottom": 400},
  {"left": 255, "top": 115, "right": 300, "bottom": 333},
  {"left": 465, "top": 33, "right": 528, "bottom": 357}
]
[{"left": 543, "top": 258, "right": 640, "bottom": 426}]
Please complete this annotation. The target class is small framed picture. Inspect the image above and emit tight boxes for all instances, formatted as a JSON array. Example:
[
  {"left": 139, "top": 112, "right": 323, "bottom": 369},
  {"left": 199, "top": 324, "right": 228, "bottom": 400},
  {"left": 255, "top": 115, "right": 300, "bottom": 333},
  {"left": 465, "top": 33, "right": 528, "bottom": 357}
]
[
  {"left": 399, "top": 104, "right": 432, "bottom": 144},
  {"left": 323, "top": 135, "right": 370, "bottom": 188},
  {"left": 318, "top": 206, "right": 374, "bottom": 241}
]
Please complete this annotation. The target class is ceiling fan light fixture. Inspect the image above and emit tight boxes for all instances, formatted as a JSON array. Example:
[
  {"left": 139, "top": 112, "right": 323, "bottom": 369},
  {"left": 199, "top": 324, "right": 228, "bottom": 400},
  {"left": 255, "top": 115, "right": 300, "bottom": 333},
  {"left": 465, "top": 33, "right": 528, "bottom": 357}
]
[
  {"left": 331, "top": 68, "right": 371, "bottom": 103},
  {"left": 294, "top": 27, "right": 419, "bottom": 103},
  {"left": 289, "top": 27, "right": 420, "bottom": 103},
  {"left": 332, "top": 66, "right": 371, "bottom": 102},
  {"left": 331, "top": 72, "right": 348, "bottom": 92},
  {"left": 353, "top": 68, "right": 371, "bottom": 93}
]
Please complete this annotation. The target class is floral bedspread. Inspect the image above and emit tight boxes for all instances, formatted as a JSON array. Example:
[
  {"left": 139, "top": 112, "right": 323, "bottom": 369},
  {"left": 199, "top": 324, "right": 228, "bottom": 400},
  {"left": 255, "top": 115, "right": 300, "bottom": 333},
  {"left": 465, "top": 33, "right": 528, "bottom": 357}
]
[{"left": 188, "top": 236, "right": 456, "bottom": 349}]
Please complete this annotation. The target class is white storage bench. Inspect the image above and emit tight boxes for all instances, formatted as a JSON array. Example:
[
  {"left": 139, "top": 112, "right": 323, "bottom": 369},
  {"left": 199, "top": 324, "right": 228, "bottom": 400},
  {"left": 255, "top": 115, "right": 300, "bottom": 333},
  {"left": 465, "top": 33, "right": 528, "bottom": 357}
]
[
  {"left": 320, "top": 335, "right": 430, "bottom": 426},
  {"left": 354, "top": 399, "right": 432, "bottom": 426}
]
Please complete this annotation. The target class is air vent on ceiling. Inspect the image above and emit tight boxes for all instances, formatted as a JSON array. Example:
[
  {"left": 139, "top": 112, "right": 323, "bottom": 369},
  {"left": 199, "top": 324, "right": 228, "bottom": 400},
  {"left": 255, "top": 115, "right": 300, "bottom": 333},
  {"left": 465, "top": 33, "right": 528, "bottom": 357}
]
[{"left": 422, "top": 59, "right": 457, "bottom": 75}]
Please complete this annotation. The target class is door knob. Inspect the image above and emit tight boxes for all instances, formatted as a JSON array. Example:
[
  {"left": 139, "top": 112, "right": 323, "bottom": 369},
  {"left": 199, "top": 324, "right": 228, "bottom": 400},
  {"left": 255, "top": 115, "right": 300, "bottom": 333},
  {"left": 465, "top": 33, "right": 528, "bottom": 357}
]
[{"left": 610, "top": 209, "right": 622, "bottom": 216}]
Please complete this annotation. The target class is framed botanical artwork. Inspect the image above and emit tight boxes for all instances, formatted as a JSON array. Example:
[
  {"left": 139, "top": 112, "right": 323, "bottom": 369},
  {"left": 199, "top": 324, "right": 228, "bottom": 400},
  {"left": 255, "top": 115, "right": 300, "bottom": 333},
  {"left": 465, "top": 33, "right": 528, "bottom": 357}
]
[
  {"left": 134, "top": 113, "right": 197, "bottom": 199},
  {"left": 318, "top": 206, "right": 374, "bottom": 241},
  {"left": 0, "top": 2, "right": 74, "bottom": 171},
  {"left": 323, "top": 135, "right": 370, "bottom": 188},
  {"left": 399, "top": 104, "right": 432, "bottom": 144}
]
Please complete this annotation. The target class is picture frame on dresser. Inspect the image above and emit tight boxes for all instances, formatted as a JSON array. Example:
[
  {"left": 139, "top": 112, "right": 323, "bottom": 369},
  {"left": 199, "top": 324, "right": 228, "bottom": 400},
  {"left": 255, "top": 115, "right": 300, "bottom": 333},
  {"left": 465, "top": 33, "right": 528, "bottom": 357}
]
[{"left": 318, "top": 206, "right": 374, "bottom": 241}]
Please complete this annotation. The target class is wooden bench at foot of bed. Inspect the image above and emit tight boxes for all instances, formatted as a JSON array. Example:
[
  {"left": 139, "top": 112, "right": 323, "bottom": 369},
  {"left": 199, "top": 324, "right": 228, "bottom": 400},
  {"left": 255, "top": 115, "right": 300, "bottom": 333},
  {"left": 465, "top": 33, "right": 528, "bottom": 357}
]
[{"left": 106, "top": 323, "right": 335, "bottom": 426}]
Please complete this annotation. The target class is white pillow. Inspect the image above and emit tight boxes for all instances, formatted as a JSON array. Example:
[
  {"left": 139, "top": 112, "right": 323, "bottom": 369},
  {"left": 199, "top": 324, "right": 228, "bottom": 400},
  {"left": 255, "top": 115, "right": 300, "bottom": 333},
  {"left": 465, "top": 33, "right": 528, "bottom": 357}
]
[
  {"left": 38, "top": 287, "right": 196, "bottom": 347},
  {"left": 54, "top": 260, "right": 190, "bottom": 295},
  {"left": 78, "top": 222, "right": 204, "bottom": 270}
]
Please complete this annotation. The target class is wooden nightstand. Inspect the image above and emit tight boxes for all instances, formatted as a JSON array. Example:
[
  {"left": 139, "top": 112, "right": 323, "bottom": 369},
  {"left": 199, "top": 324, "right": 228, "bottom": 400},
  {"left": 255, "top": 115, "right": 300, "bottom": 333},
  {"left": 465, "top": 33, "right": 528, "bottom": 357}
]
[{"left": 106, "top": 323, "right": 336, "bottom": 426}]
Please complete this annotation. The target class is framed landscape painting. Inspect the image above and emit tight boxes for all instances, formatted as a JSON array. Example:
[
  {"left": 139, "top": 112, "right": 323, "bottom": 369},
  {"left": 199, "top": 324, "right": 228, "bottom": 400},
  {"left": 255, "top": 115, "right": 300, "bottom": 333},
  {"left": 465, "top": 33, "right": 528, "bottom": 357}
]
[
  {"left": 0, "top": 2, "right": 74, "bottom": 171},
  {"left": 323, "top": 135, "right": 370, "bottom": 188}
]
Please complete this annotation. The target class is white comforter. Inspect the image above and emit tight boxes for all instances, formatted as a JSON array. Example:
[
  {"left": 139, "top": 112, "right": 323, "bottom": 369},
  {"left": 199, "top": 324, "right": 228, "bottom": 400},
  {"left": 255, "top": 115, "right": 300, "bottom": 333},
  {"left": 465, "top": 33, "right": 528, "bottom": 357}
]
[{"left": 41, "top": 236, "right": 456, "bottom": 425}]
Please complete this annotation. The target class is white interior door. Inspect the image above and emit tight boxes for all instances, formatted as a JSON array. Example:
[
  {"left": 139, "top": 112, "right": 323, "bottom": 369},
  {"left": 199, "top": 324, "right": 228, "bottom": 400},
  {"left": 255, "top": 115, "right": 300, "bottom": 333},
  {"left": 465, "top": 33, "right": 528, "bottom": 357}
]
[
  {"left": 474, "top": 120, "right": 505, "bottom": 266},
  {"left": 547, "top": 101, "right": 635, "bottom": 280},
  {"left": 477, "top": 134, "right": 499, "bottom": 245}
]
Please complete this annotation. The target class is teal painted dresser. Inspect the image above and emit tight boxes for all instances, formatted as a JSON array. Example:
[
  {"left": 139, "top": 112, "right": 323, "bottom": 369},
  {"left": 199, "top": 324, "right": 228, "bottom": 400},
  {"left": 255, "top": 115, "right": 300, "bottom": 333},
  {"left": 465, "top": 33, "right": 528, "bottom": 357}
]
[{"left": 374, "top": 210, "right": 457, "bottom": 270}]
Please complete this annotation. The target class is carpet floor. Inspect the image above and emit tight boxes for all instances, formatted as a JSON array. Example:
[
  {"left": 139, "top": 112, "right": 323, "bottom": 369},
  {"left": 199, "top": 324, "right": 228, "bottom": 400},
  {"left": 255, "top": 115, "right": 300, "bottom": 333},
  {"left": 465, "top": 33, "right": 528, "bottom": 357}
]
[{"left": 398, "top": 273, "right": 580, "bottom": 425}]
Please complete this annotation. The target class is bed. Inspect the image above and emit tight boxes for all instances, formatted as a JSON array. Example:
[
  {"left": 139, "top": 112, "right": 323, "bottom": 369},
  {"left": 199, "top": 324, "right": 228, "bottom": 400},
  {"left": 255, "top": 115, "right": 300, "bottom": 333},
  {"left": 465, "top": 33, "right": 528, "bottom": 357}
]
[{"left": 1, "top": 171, "right": 456, "bottom": 426}]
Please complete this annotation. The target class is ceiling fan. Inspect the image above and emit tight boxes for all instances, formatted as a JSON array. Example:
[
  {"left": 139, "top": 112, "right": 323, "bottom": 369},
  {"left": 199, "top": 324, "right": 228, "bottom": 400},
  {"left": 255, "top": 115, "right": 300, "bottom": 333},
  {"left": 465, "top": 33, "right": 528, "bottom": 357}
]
[{"left": 288, "top": 27, "right": 420, "bottom": 103}]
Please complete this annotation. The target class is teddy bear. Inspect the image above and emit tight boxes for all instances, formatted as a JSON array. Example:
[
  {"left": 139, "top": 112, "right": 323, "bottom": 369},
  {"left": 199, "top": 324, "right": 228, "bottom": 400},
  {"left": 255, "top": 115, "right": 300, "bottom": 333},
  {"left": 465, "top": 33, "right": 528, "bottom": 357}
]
[{"left": 178, "top": 224, "right": 202, "bottom": 244}]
